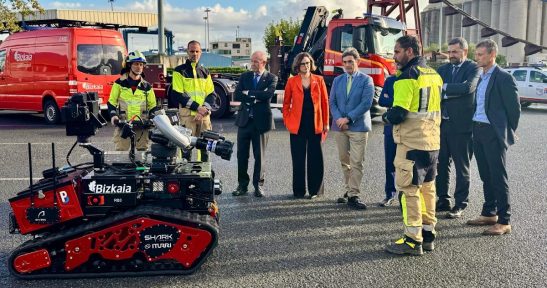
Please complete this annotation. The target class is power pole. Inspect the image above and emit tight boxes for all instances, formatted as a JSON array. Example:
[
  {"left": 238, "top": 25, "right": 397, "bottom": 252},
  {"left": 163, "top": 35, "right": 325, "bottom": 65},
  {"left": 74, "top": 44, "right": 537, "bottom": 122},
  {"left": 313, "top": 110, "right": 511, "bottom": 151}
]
[{"left": 158, "top": 0, "right": 165, "bottom": 55}]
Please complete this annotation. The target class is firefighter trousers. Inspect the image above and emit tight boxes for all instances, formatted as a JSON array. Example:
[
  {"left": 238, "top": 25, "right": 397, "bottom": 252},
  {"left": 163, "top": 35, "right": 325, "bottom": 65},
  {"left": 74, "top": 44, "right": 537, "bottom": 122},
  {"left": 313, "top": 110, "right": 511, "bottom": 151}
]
[
  {"left": 394, "top": 144, "right": 439, "bottom": 243},
  {"left": 113, "top": 127, "right": 150, "bottom": 151},
  {"left": 179, "top": 108, "right": 212, "bottom": 162}
]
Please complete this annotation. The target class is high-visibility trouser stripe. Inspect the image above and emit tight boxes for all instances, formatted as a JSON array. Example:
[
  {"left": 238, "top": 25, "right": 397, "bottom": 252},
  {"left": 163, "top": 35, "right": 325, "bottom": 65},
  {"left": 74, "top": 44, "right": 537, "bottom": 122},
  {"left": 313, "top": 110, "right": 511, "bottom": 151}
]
[
  {"left": 406, "top": 111, "right": 441, "bottom": 119},
  {"left": 402, "top": 193, "right": 408, "bottom": 226},
  {"left": 401, "top": 191, "right": 426, "bottom": 226}
]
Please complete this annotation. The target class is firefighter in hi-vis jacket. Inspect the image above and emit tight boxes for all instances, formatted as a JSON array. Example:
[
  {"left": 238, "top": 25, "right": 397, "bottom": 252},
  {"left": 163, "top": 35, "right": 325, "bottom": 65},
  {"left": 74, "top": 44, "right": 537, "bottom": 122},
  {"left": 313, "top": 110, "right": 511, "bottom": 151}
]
[
  {"left": 108, "top": 50, "right": 158, "bottom": 151},
  {"left": 170, "top": 40, "right": 215, "bottom": 162},
  {"left": 382, "top": 36, "right": 443, "bottom": 256}
]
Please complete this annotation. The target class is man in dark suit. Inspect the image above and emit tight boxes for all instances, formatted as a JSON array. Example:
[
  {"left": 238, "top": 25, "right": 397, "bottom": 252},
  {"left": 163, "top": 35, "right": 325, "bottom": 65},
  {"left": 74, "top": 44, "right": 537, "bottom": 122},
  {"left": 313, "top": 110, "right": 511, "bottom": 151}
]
[
  {"left": 435, "top": 37, "right": 480, "bottom": 219},
  {"left": 467, "top": 39, "right": 520, "bottom": 236},
  {"left": 232, "top": 51, "right": 278, "bottom": 197}
]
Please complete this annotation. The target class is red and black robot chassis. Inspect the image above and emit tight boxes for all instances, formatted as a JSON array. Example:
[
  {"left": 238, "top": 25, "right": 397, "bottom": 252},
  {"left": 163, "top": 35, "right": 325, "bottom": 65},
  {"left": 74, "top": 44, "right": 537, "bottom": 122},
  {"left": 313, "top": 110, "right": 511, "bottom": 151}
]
[{"left": 7, "top": 92, "right": 234, "bottom": 279}]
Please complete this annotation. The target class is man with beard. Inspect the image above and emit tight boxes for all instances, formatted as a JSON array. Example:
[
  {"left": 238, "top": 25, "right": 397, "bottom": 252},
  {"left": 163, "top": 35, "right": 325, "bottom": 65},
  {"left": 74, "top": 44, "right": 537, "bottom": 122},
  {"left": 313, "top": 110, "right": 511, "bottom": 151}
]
[
  {"left": 382, "top": 36, "right": 443, "bottom": 256},
  {"left": 435, "top": 37, "right": 480, "bottom": 219}
]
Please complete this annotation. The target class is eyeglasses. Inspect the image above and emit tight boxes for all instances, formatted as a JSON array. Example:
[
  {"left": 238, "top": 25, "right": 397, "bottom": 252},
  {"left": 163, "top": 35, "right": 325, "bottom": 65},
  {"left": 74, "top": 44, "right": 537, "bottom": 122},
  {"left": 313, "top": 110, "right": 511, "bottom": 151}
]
[{"left": 299, "top": 62, "right": 311, "bottom": 66}]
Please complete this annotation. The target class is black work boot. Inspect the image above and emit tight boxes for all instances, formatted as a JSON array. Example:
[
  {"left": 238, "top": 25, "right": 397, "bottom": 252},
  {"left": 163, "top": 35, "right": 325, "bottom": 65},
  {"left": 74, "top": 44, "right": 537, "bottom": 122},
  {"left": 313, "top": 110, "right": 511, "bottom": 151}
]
[
  {"left": 347, "top": 196, "right": 367, "bottom": 210},
  {"left": 231, "top": 186, "right": 248, "bottom": 196},
  {"left": 422, "top": 230, "right": 436, "bottom": 251},
  {"left": 385, "top": 235, "right": 424, "bottom": 256}
]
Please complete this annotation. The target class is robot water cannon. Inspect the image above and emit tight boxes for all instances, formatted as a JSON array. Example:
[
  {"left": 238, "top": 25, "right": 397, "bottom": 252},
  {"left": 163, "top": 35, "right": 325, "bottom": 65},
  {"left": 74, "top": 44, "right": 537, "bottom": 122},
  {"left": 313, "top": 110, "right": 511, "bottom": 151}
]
[{"left": 152, "top": 110, "right": 234, "bottom": 161}]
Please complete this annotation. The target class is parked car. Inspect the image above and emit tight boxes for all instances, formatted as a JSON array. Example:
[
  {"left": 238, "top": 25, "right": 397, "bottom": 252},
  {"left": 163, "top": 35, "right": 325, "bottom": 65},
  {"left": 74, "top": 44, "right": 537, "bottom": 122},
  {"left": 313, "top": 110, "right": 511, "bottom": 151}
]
[
  {"left": 0, "top": 28, "right": 126, "bottom": 124},
  {"left": 505, "top": 66, "right": 547, "bottom": 107}
]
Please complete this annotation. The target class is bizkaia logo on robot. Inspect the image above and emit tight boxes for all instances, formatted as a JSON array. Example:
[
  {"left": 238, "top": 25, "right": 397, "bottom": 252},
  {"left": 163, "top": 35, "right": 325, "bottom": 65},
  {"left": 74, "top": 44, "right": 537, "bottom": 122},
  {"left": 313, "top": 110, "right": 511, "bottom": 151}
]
[
  {"left": 88, "top": 180, "right": 132, "bottom": 194},
  {"left": 14, "top": 51, "right": 33, "bottom": 62}
]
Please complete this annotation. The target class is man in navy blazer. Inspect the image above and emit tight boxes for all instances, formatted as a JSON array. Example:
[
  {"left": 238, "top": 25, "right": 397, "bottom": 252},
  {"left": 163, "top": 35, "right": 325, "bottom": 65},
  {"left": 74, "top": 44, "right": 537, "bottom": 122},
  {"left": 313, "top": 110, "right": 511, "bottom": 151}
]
[
  {"left": 435, "top": 37, "right": 480, "bottom": 218},
  {"left": 329, "top": 47, "right": 374, "bottom": 210},
  {"left": 232, "top": 51, "right": 278, "bottom": 198},
  {"left": 467, "top": 39, "right": 520, "bottom": 236}
]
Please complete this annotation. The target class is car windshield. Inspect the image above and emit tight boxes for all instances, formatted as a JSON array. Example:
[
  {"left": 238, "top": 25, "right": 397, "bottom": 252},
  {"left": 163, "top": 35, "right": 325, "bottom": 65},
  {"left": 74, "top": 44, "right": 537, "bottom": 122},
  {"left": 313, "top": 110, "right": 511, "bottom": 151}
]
[
  {"left": 77, "top": 44, "right": 125, "bottom": 75},
  {"left": 372, "top": 27, "right": 403, "bottom": 57}
]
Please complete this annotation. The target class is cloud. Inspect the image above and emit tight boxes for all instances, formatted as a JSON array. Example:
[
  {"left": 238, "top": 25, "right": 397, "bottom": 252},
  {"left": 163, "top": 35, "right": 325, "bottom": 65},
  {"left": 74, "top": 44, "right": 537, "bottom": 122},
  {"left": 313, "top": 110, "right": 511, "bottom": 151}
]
[
  {"left": 50, "top": 2, "right": 82, "bottom": 9},
  {"left": 128, "top": 0, "right": 429, "bottom": 53}
]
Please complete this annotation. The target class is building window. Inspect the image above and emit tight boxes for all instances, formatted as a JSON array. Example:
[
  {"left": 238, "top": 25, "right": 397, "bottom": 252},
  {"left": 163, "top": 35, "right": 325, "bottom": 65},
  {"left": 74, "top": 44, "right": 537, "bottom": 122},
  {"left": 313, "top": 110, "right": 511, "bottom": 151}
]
[
  {"left": 237, "top": 50, "right": 240, "bottom": 54},
  {"left": 224, "top": 43, "right": 227, "bottom": 47},
  {"left": 246, "top": 43, "right": 249, "bottom": 47},
  {"left": 212, "top": 43, "right": 218, "bottom": 49},
  {"left": 233, "top": 43, "right": 240, "bottom": 49}
]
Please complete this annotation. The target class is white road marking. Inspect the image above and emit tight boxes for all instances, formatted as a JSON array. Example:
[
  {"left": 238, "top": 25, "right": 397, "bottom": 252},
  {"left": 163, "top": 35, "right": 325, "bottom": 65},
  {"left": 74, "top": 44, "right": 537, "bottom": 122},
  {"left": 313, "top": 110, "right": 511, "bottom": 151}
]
[{"left": 0, "top": 178, "right": 42, "bottom": 181}]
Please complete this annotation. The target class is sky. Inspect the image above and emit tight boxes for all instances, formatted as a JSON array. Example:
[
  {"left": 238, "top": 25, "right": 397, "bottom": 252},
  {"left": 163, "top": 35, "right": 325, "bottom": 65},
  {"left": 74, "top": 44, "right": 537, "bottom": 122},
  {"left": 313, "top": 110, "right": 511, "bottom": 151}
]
[{"left": 7, "top": 0, "right": 430, "bottom": 53}]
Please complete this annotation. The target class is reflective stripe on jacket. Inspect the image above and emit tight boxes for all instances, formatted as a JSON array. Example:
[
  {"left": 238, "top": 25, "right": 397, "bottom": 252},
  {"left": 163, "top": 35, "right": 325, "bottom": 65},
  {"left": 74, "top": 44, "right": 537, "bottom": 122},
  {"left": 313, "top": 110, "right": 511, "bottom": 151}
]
[
  {"left": 108, "top": 73, "right": 156, "bottom": 121},
  {"left": 171, "top": 60, "right": 214, "bottom": 116},
  {"left": 392, "top": 57, "right": 443, "bottom": 151}
]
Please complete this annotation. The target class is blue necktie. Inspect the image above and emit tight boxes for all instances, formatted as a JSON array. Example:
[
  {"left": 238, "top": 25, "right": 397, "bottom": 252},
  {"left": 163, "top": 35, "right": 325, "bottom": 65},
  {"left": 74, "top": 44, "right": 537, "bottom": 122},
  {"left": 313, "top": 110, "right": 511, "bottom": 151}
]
[
  {"left": 452, "top": 65, "right": 459, "bottom": 82},
  {"left": 253, "top": 73, "right": 260, "bottom": 88}
]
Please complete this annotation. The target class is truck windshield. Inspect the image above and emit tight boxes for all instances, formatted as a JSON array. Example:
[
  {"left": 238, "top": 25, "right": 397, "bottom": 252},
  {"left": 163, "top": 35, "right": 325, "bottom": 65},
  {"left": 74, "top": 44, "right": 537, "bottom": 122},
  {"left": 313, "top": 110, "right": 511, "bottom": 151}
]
[
  {"left": 77, "top": 44, "right": 124, "bottom": 75},
  {"left": 372, "top": 27, "right": 403, "bottom": 57}
]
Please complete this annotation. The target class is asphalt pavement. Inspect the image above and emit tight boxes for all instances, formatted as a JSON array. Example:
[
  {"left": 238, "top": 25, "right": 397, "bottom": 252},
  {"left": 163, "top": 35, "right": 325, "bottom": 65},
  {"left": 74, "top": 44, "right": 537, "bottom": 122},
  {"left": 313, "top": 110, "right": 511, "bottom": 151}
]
[{"left": 0, "top": 106, "right": 546, "bottom": 288}]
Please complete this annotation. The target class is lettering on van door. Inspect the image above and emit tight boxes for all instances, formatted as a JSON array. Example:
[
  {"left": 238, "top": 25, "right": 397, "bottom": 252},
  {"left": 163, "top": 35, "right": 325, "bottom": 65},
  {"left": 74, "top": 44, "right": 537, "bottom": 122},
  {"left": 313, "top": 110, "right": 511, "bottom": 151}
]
[
  {"left": 14, "top": 51, "right": 33, "bottom": 62},
  {"left": 82, "top": 83, "right": 104, "bottom": 90}
]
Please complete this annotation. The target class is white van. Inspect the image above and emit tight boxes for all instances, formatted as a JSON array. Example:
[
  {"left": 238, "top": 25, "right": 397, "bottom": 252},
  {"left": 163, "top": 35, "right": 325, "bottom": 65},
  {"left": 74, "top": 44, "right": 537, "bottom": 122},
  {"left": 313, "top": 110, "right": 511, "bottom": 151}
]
[{"left": 505, "top": 66, "right": 547, "bottom": 107}]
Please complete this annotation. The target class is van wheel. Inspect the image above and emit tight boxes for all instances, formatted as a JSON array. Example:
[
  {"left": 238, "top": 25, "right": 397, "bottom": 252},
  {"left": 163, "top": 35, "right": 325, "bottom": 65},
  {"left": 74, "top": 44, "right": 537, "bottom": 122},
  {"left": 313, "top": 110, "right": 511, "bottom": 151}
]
[{"left": 43, "top": 99, "right": 60, "bottom": 125}]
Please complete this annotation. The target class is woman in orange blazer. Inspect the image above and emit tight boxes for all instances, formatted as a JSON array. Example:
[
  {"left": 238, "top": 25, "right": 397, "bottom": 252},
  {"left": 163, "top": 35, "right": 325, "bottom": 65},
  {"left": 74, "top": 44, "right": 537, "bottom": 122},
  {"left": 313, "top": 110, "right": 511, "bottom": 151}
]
[{"left": 283, "top": 52, "right": 329, "bottom": 199}]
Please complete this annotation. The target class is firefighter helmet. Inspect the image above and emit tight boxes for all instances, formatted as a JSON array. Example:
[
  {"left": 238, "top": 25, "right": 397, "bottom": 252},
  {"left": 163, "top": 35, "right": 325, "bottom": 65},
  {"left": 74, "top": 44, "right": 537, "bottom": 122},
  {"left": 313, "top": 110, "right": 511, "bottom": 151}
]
[{"left": 125, "top": 50, "right": 147, "bottom": 65}]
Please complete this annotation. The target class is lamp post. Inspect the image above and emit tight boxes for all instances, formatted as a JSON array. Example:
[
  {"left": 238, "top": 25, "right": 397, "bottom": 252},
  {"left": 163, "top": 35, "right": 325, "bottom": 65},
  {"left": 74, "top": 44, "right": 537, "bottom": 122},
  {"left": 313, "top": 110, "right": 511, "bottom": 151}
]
[{"left": 204, "top": 8, "right": 211, "bottom": 52}]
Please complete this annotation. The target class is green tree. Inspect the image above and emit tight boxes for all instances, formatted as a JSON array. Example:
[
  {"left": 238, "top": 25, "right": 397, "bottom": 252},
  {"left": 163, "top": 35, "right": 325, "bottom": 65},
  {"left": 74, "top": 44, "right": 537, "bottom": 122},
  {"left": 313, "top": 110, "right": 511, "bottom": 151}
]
[
  {"left": 467, "top": 43, "right": 476, "bottom": 60},
  {"left": 495, "top": 54, "right": 507, "bottom": 67},
  {"left": 467, "top": 44, "right": 507, "bottom": 67},
  {"left": 1, "top": 0, "right": 43, "bottom": 32},
  {"left": 263, "top": 18, "right": 301, "bottom": 50}
]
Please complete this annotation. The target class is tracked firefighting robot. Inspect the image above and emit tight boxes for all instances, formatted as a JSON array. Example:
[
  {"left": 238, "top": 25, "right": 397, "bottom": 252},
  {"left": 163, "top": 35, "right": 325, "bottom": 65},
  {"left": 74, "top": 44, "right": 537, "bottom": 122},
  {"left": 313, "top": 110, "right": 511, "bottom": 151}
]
[{"left": 7, "top": 92, "right": 233, "bottom": 279}]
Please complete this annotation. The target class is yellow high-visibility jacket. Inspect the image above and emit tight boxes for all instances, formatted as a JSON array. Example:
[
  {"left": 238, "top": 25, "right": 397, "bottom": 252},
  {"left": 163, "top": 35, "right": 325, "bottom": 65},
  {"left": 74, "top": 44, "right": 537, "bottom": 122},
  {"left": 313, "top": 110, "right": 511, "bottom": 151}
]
[
  {"left": 384, "top": 57, "right": 443, "bottom": 151},
  {"left": 170, "top": 60, "right": 215, "bottom": 116},
  {"left": 108, "top": 73, "right": 156, "bottom": 121}
]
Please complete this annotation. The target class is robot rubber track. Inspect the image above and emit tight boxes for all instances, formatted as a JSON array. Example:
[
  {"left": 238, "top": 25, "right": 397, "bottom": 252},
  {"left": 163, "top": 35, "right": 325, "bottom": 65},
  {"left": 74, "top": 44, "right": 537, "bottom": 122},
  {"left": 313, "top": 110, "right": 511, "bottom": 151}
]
[{"left": 8, "top": 205, "right": 219, "bottom": 279}]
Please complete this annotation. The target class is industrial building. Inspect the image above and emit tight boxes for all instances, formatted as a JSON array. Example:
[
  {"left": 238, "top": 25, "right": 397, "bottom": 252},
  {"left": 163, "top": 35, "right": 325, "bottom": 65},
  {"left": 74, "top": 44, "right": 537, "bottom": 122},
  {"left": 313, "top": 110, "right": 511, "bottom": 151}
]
[
  {"left": 210, "top": 37, "right": 252, "bottom": 61},
  {"left": 421, "top": 0, "right": 547, "bottom": 65}
]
